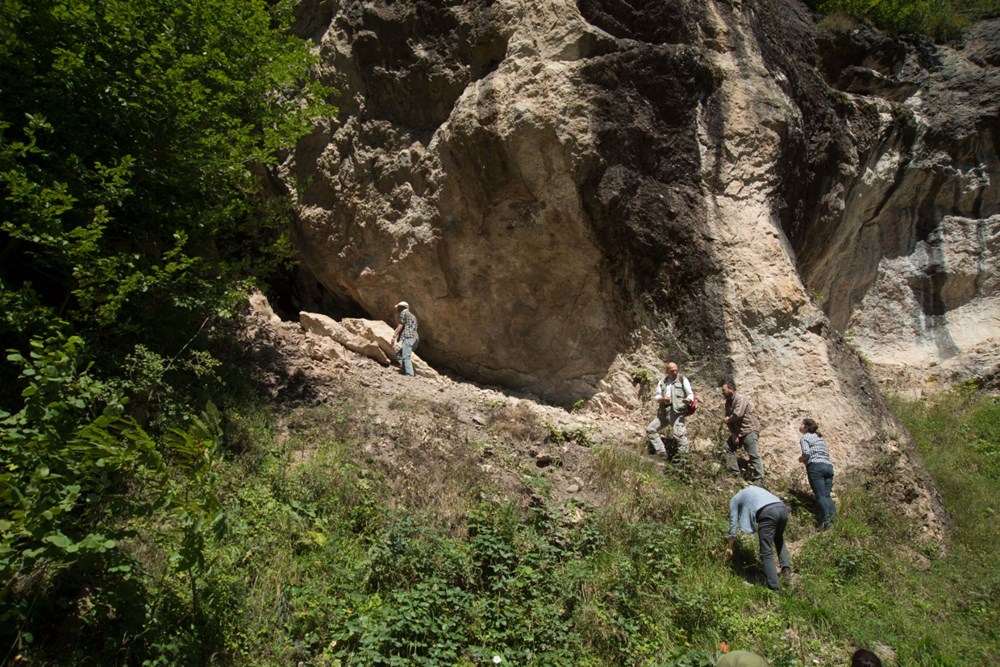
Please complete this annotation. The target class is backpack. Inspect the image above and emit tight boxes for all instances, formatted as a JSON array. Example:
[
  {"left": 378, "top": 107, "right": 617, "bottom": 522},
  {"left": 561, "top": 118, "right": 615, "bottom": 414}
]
[{"left": 681, "top": 376, "right": 698, "bottom": 415}]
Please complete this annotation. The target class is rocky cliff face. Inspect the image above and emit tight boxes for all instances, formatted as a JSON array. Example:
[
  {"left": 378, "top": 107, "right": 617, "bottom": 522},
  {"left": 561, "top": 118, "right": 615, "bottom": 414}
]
[
  {"left": 782, "top": 17, "right": 1000, "bottom": 392},
  {"left": 284, "top": 0, "right": 728, "bottom": 405},
  {"left": 276, "top": 0, "right": 997, "bottom": 511}
]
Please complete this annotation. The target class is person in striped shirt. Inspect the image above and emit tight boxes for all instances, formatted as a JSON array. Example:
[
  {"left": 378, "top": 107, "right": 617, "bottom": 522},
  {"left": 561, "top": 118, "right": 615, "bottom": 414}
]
[
  {"left": 798, "top": 417, "right": 835, "bottom": 529},
  {"left": 392, "top": 300, "right": 419, "bottom": 377}
]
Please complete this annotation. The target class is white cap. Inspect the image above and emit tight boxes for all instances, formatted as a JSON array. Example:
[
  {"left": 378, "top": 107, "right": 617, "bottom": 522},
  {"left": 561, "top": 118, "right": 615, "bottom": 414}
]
[{"left": 395, "top": 301, "right": 409, "bottom": 309}]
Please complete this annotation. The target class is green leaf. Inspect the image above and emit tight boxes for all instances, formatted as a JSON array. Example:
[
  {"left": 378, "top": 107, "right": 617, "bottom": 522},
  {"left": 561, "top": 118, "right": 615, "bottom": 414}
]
[{"left": 43, "top": 533, "right": 74, "bottom": 550}]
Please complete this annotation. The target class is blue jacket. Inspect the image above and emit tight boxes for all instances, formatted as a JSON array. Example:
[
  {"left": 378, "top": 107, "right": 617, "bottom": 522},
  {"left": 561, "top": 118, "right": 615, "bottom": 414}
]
[{"left": 729, "top": 486, "right": 783, "bottom": 538}]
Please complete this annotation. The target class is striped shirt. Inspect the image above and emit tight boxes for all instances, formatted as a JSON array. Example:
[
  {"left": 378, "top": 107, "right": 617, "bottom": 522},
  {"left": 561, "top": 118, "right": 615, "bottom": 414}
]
[
  {"left": 399, "top": 308, "right": 418, "bottom": 340},
  {"left": 800, "top": 432, "right": 832, "bottom": 466}
]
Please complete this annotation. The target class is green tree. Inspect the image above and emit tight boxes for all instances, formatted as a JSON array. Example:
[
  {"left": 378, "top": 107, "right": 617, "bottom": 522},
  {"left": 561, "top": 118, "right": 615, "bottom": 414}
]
[
  {"left": 0, "top": 0, "right": 331, "bottom": 660},
  {"left": 0, "top": 0, "right": 331, "bottom": 396}
]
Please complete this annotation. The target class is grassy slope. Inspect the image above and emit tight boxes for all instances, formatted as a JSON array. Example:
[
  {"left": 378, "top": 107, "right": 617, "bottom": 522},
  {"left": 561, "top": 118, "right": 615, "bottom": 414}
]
[{"left": 75, "top": 388, "right": 999, "bottom": 666}]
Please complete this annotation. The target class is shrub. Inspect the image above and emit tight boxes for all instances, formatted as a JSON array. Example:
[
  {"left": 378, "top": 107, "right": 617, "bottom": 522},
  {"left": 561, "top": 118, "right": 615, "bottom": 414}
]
[
  {"left": 0, "top": 335, "right": 227, "bottom": 661},
  {"left": 813, "top": 0, "right": 999, "bottom": 39},
  {"left": 631, "top": 367, "right": 657, "bottom": 398},
  {"left": 486, "top": 402, "right": 548, "bottom": 443}
]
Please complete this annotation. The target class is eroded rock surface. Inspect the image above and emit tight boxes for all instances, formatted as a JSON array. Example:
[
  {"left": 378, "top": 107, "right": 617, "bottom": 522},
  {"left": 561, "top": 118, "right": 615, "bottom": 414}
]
[
  {"left": 273, "top": 0, "right": 998, "bottom": 529},
  {"left": 785, "top": 17, "right": 1000, "bottom": 386},
  {"left": 284, "top": 0, "right": 728, "bottom": 405}
]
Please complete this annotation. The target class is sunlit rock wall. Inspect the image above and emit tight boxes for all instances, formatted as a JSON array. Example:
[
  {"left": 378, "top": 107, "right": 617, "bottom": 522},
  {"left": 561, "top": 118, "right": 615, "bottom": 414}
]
[{"left": 276, "top": 1, "right": 997, "bottom": 526}]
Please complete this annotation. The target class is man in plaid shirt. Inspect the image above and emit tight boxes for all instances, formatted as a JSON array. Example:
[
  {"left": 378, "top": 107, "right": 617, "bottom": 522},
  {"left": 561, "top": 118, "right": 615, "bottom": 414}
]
[{"left": 392, "top": 301, "right": 419, "bottom": 376}]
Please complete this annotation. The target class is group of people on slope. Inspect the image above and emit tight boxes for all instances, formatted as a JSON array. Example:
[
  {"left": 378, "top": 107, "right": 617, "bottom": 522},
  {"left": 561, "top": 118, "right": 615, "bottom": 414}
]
[
  {"left": 390, "top": 310, "right": 874, "bottom": 664},
  {"left": 645, "top": 361, "right": 837, "bottom": 592},
  {"left": 646, "top": 368, "right": 767, "bottom": 483},
  {"left": 391, "top": 309, "right": 837, "bottom": 583},
  {"left": 390, "top": 312, "right": 838, "bottom": 573}
]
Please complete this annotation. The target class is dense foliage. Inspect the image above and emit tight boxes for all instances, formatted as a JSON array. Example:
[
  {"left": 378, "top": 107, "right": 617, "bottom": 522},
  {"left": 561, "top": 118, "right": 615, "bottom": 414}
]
[
  {"left": 1, "top": 0, "right": 328, "bottom": 367},
  {"left": 811, "top": 0, "right": 1000, "bottom": 38},
  {"left": 9, "top": 389, "right": 989, "bottom": 665},
  {"left": 185, "top": 391, "right": 995, "bottom": 667},
  {"left": 0, "top": 0, "right": 330, "bottom": 660},
  {"left": 239, "top": 394, "right": 1000, "bottom": 666}
]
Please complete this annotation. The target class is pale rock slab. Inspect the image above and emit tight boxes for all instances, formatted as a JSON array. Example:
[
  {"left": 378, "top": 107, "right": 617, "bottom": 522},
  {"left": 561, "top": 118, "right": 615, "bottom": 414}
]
[
  {"left": 300, "top": 311, "right": 441, "bottom": 380},
  {"left": 300, "top": 312, "right": 390, "bottom": 365}
]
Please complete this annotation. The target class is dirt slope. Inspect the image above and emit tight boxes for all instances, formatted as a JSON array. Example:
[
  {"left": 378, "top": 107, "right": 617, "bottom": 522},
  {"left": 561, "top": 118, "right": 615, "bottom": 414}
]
[{"left": 241, "top": 295, "right": 947, "bottom": 542}]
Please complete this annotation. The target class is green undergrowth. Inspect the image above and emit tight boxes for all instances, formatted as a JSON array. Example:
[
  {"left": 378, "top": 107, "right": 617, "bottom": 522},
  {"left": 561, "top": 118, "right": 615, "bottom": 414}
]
[
  {"left": 812, "top": 0, "right": 1000, "bottom": 39},
  {"left": 7, "top": 388, "right": 1000, "bottom": 665}
]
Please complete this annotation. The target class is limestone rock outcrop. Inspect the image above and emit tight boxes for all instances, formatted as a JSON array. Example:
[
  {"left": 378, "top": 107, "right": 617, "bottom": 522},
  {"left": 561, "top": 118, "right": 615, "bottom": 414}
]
[
  {"left": 274, "top": 0, "right": 997, "bottom": 525},
  {"left": 300, "top": 311, "right": 440, "bottom": 379},
  {"left": 786, "top": 17, "right": 1000, "bottom": 389},
  {"left": 284, "top": 0, "right": 737, "bottom": 407},
  {"left": 300, "top": 311, "right": 392, "bottom": 365}
]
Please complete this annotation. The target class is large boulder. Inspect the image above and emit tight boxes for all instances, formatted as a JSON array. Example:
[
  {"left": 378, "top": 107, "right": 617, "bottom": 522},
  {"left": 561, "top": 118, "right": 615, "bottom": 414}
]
[
  {"left": 300, "top": 311, "right": 391, "bottom": 365},
  {"left": 300, "top": 311, "right": 441, "bottom": 379}
]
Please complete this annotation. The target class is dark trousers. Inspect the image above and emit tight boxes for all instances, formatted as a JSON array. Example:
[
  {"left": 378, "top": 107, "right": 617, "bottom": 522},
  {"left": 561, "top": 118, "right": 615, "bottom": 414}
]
[
  {"left": 806, "top": 463, "right": 836, "bottom": 527},
  {"left": 726, "top": 432, "right": 765, "bottom": 481},
  {"left": 757, "top": 502, "right": 790, "bottom": 590}
]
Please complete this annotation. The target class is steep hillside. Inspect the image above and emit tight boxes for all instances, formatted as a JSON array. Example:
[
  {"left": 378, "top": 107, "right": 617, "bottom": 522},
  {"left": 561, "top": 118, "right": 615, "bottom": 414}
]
[
  {"left": 269, "top": 0, "right": 998, "bottom": 523},
  {"left": 231, "top": 293, "right": 998, "bottom": 666},
  {"left": 245, "top": 293, "right": 945, "bottom": 539}
]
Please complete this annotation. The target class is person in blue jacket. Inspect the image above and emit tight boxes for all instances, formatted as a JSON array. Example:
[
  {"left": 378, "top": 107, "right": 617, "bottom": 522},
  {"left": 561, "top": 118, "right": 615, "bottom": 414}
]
[{"left": 726, "top": 485, "right": 790, "bottom": 591}]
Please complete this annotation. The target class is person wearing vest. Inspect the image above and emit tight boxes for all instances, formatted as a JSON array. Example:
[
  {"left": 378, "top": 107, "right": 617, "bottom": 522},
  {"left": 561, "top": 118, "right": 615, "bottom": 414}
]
[{"left": 645, "top": 361, "right": 694, "bottom": 467}]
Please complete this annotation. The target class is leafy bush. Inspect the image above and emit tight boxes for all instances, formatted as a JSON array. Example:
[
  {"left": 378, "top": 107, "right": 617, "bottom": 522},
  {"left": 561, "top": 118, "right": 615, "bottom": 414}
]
[
  {"left": 0, "top": 2, "right": 330, "bottom": 657},
  {"left": 0, "top": 0, "right": 332, "bottom": 405},
  {"left": 812, "top": 0, "right": 1000, "bottom": 38},
  {"left": 0, "top": 337, "right": 154, "bottom": 614},
  {"left": 0, "top": 335, "right": 227, "bottom": 661},
  {"left": 631, "top": 367, "right": 657, "bottom": 390},
  {"left": 547, "top": 425, "right": 593, "bottom": 447}
]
